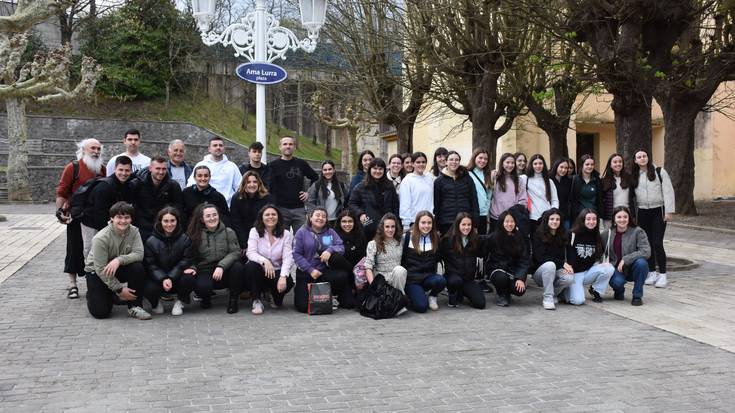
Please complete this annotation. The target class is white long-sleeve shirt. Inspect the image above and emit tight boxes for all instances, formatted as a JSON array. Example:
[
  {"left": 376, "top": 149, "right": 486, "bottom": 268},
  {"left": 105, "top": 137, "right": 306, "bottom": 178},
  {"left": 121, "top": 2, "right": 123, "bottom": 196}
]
[
  {"left": 187, "top": 154, "right": 242, "bottom": 205},
  {"left": 526, "top": 173, "right": 559, "bottom": 220},
  {"left": 399, "top": 172, "right": 434, "bottom": 228}
]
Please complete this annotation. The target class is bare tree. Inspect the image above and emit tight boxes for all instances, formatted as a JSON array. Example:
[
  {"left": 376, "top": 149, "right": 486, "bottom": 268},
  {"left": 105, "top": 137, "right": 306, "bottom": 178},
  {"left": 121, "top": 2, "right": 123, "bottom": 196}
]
[
  {"left": 310, "top": 90, "right": 368, "bottom": 172},
  {"left": 1, "top": 0, "right": 102, "bottom": 201}
]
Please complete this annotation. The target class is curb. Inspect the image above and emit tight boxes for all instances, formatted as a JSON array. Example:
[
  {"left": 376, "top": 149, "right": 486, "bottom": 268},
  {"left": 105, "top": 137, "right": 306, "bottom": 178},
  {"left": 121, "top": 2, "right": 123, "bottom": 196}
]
[{"left": 669, "top": 222, "right": 735, "bottom": 235}]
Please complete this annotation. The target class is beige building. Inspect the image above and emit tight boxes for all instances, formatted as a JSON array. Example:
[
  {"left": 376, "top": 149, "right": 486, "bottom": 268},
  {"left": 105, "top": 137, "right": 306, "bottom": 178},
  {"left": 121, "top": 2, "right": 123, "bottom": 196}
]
[{"left": 407, "top": 92, "right": 735, "bottom": 200}]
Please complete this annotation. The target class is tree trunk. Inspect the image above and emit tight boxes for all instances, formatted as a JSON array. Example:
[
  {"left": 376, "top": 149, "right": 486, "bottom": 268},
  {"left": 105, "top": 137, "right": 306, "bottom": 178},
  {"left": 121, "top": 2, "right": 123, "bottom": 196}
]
[
  {"left": 5, "top": 98, "right": 32, "bottom": 201},
  {"left": 396, "top": 121, "right": 413, "bottom": 154},
  {"left": 660, "top": 101, "right": 699, "bottom": 215},
  {"left": 471, "top": 114, "right": 498, "bottom": 167},
  {"left": 548, "top": 124, "right": 569, "bottom": 163},
  {"left": 611, "top": 92, "right": 653, "bottom": 164},
  {"left": 340, "top": 129, "right": 348, "bottom": 169},
  {"left": 348, "top": 127, "right": 359, "bottom": 173},
  {"left": 323, "top": 125, "right": 331, "bottom": 156}
]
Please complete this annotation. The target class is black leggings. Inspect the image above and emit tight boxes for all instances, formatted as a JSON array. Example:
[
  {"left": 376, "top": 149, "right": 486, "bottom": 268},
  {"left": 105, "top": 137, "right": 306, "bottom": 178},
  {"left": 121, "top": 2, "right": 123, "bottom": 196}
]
[
  {"left": 86, "top": 262, "right": 146, "bottom": 319},
  {"left": 445, "top": 274, "right": 486, "bottom": 309},
  {"left": 194, "top": 261, "right": 247, "bottom": 304},
  {"left": 489, "top": 269, "right": 527, "bottom": 297},
  {"left": 245, "top": 261, "right": 294, "bottom": 306},
  {"left": 294, "top": 267, "right": 356, "bottom": 313},
  {"left": 638, "top": 207, "right": 667, "bottom": 273},
  {"left": 143, "top": 275, "right": 196, "bottom": 307}
]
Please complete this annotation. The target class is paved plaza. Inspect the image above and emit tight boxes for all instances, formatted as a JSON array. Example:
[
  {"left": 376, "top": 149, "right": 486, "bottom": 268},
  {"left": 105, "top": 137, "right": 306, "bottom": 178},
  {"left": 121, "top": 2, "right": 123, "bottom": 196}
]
[{"left": 1, "top": 205, "right": 734, "bottom": 412}]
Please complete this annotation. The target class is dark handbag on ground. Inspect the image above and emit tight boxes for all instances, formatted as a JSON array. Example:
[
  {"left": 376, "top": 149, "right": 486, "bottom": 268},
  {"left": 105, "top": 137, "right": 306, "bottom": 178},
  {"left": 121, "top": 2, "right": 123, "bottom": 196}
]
[
  {"left": 307, "top": 282, "right": 333, "bottom": 315},
  {"left": 359, "top": 274, "right": 408, "bottom": 320}
]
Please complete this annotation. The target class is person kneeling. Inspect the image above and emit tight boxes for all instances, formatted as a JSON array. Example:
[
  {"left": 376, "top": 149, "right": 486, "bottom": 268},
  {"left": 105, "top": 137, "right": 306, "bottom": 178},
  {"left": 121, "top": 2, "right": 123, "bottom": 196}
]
[
  {"left": 603, "top": 206, "right": 651, "bottom": 306},
  {"left": 401, "top": 211, "right": 445, "bottom": 312},
  {"left": 187, "top": 203, "right": 246, "bottom": 314},
  {"left": 486, "top": 211, "right": 531, "bottom": 307},
  {"left": 85, "top": 202, "right": 150, "bottom": 320},
  {"left": 439, "top": 213, "right": 488, "bottom": 309},
  {"left": 143, "top": 207, "right": 195, "bottom": 316},
  {"left": 293, "top": 207, "right": 356, "bottom": 313}
]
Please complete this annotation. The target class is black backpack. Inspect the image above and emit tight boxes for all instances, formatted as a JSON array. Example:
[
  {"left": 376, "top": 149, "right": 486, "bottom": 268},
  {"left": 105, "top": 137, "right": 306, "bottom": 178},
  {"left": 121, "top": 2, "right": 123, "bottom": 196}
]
[{"left": 69, "top": 177, "right": 108, "bottom": 220}]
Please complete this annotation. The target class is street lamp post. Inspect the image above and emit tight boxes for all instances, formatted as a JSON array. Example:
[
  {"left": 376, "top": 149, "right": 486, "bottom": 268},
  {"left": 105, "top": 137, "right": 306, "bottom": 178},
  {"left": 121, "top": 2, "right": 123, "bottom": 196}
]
[{"left": 192, "top": 0, "right": 328, "bottom": 151}]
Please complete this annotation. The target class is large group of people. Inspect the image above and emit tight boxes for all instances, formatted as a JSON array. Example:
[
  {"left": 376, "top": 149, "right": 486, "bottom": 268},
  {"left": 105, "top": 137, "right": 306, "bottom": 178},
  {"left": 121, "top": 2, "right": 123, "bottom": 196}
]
[{"left": 55, "top": 130, "right": 675, "bottom": 320}]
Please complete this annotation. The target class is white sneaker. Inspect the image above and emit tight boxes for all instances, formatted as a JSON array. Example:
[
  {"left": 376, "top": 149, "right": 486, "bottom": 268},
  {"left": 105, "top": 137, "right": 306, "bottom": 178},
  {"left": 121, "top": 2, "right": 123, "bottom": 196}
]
[
  {"left": 543, "top": 298, "right": 556, "bottom": 310},
  {"left": 128, "top": 306, "right": 152, "bottom": 320},
  {"left": 428, "top": 296, "right": 439, "bottom": 311},
  {"left": 151, "top": 301, "right": 164, "bottom": 315},
  {"left": 171, "top": 300, "right": 184, "bottom": 316},
  {"left": 252, "top": 299, "right": 264, "bottom": 315},
  {"left": 396, "top": 307, "right": 408, "bottom": 316},
  {"left": 655, "top": 273, "right": 668, "bottom": 288},
  {"left": 645, "top": 271, "right": 659, "bottom": 285}
]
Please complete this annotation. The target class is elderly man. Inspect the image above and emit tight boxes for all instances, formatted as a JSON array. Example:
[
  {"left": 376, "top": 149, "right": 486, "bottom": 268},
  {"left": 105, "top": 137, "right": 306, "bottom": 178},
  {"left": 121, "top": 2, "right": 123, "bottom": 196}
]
[
  {"left": 56, "top": 138, "right": 105, "bottom": 299},
  {"left": 166, "top": 139, "right": 192, "bottom": 189}
]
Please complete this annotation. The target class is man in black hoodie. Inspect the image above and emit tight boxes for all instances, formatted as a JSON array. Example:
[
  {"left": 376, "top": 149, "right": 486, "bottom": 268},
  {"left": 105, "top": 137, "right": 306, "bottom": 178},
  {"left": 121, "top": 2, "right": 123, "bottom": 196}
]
[{"left": 134, "top": 156, "right": 183, "bottom": 242}]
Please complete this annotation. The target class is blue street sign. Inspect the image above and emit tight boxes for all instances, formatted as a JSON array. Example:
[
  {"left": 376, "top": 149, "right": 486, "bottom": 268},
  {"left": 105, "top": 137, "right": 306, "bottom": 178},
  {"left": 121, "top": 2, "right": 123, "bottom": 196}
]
[{"left": 235, "top": 62, "right": 288, "bottom": 85}]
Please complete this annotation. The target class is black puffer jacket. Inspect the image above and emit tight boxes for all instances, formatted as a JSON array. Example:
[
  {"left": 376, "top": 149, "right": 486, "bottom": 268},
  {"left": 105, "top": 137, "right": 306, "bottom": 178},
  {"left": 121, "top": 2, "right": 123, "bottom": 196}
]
[
  {"left": 143, "top": 227, "right": 194, "bottom": 282},
  {"left": 134, "top": 172, "right": 183, "bottom": 240},
  {"left": 348, "top": 181, "right": 399, "bottom": 234},
  {"left": 439, "top": 236, "right": 489, "bottom": 282},
  {"left": 336, "top": 230, "right": 367, "bottom": 267},
  {"left": 181, "top": 185, "right": 230, "bottom": 229},
  {"left": 82, "top": 175, "right": 138, "bottom": 230},
  {"left": 400, "top": 233, "right": 439, "bottom": 283},
  {"left": 230, "top": 193, "right": 273, "bottom": 247},
  {"left": 484, "top": 230, "right": 530, "bottom": 281},
  {"left": 433, "top": 169, "right": 479, "bottom": 226}
]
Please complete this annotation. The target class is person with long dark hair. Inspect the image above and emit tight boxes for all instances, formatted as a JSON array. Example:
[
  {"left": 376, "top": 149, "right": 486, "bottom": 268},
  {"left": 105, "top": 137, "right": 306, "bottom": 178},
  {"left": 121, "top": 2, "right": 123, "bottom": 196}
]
[
  {"left": 467, "top": 148, "right": 493, "bottom": 235},
  {"left": 485, "top": 211, "right": 530, "bottom": 307},
  {"left": 564, "top": 209, "right": 614, "bottom": 305},
  {"left": 293, "top": 207, "right": 356, "bottom": 312},
  {"left": 333, "top": 209, "right": 367, "bottom": 269},
  {"left": 550, "top": 158, "right": 573, "bottom": 228},
  {"left": 364, "top": 213, "right": 408, "bottom": 292},
  {"left": 401, "top": 211, "right": 444, "bottom": 312},
  {"left": 525, "top": 154, "right": 559, "bottom": 235},
  {"left": 348, "top": 150, "right": 375, "bottom": 193},
  {"left": 401, "top": 152, "right": 414, "bottom": 174},
  {"left": 143, "top": 207, "right": 195, "bottom": 317},
  {"left": 603, "top": 206, "right": 651, "bottom": 306},
  {"left": 439, "top": 212, "right": 488, "bottom": 309},
  {"left": 181, "top": 165, "right": 230, "bottom": 229},
  {"left": 600, "top": 153, "right": 635, "bottom": 228},
  {"left": 306, "top": 160, "right": 348, "bottom": 226},
  {"left": 245, "top": 204, "right": 295, "bottom": 314},
  {"left": 531, "top": 208, "right": 573, "bottom": 310},
  {"left": 490, "top": 153, "right": 527, "bottom": 231},
  {"left": 230, "top": 171, "right": 273, "bottom": 251},
  {"left": 434, "top": 151, "right": 479, "bottom": 234},
  {"left": 348, "top": 158, "right": 400, "bottom": 240},
  {"left": 633, "top": 149, "right": 675, "bottom": 289},
  {"left": 399, "top": 152, "right": 434, "bottom": 230},
  {"left": 515, "top": 152, "right": 528, "bottom": 176},
  {"left": 430, "top": 147, "right": 448, "bottom": 177},
  {"left": 570, "top": 154, "right": 603, "bottom": 219},
  {"left": 186, "top": 203, "right": 245, "bottom": 314}
]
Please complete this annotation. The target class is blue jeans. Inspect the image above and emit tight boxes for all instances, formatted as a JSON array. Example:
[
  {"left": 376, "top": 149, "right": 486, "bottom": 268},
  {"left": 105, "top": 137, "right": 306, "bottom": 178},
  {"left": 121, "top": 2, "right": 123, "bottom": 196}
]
[
  {"left": 405, "top": 273, "right": 446, "bottom": 313},
  {"left": 565, "top": 263, "right": 614, "bottom": 305},
  {"left": 609, "top": 258, "right": 649, "bottom": 299}
]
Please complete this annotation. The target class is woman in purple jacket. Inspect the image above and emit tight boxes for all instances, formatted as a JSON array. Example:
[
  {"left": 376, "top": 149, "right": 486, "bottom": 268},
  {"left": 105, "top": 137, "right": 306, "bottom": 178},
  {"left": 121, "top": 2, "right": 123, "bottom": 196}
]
[{"left": 293, "top": 207, "right": 356, "bottom": 312}]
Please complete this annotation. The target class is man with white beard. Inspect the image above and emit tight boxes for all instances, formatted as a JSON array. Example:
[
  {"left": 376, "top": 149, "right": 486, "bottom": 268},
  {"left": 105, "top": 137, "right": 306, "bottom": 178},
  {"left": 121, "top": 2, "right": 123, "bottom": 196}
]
[{"left": 56, "top": 138, "right": 106, "bottom": 299}]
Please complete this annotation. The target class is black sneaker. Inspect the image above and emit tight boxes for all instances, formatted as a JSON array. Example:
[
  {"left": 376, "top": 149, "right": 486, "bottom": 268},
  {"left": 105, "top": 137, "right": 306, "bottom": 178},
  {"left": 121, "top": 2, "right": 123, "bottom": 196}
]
[
  {"left": 631, "top": 297, "right": 643, "bottom": 306},
  {"left": 588, "top": 286, "right": 602, "bottom": 303},
  {"left": 448, "top": 293, "right": 458, "bottom": 308},
  {"left": 200, "top": 298, "right": 212, "bottom": 309},
  {"left": 495, "top": 294, "right": 509, "bottom": 307},
  {"left": 614, "top": 292, "right": 625, "bottom": 301},
  {"left": 479, "top": 280, "right": 494, "bottom": 293}
]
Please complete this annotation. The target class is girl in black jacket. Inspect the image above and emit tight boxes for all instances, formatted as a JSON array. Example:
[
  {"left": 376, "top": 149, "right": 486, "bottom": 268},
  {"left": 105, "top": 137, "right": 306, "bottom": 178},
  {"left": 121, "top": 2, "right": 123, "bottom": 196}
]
[
  {"left": 570, "top": 155, "right": 603, "bottom": 219},
  {"left": 334, "top": 209, "right": 367, "bottom": 268},
  {"left": 550, "top": 158, "right": 573, "bottom": 229},
  {"left": 531, "top": 208, "right": 574, "bottom": 310},
  {"left": 439, "top": 212, "right": 488, "bottom": 309},
  {"left": 181, "top": 165, "right": 230, "bottom": 229},
  {"left": 486, "top": 210, "right": 531, "bottom": 307},
  {"left": 143, "top": 207, "right": 195, "bottom": 316},
  {"left": 348, "top": 158, "right": 400, "bottom": 241},
  {"left": 433, "top": 151, "right": 479, "bottom": 234},
  {"left": 230, "top": 171, "right": 273, "bottom": 251},
  {"left": 401, "top": 211, "right": 445, "bottom": 313}
]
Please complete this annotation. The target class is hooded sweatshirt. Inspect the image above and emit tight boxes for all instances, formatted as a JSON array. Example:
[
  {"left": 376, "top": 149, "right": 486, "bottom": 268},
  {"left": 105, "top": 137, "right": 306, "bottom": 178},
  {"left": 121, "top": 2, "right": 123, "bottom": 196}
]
[
  {"left": 398, "top": 172, "right": 435, "bottom": 228},
  {"left": 187, "top": 154, "right": 242, "bottom": 205}
]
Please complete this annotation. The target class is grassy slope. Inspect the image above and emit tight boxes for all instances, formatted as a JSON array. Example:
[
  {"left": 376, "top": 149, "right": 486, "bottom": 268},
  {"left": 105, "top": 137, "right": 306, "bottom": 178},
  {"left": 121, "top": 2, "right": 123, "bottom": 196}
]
[{"left": 29, "top": 96, "right": 340, "bottom": 163}]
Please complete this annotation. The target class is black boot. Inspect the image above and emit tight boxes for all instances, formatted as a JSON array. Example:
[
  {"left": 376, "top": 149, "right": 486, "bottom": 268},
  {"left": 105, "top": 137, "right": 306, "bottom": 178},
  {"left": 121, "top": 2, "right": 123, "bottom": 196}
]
[{"left": 227, "top": 295, "right": 239, "bottom": 314}]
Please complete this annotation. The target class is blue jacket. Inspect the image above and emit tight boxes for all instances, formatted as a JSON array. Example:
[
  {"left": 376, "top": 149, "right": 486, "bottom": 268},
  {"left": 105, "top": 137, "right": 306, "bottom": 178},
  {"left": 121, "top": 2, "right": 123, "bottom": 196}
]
[{"left": 167, "top": 160, "right": 193, "bottom": 185}]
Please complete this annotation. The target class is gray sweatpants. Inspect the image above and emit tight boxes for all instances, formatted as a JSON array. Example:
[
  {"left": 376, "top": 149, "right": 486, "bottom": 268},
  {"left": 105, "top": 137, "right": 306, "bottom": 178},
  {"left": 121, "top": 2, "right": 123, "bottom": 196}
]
[{"left": 532, "top": 261, "right": 574, "bottom": 301}]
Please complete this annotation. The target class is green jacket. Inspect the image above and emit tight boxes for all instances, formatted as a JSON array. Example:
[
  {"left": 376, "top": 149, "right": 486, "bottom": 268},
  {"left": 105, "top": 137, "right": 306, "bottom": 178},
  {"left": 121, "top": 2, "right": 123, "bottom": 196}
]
[
  {"left": 190, "top": 222, "right": 240, "bottom": 274},
  {"left": 84, "top": 221, "right": 144, "bottom": 291}
]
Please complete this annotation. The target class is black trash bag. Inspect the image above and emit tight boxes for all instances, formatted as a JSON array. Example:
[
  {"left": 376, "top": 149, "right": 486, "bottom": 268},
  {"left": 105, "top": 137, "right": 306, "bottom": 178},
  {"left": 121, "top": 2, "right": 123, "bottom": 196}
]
[
  {"left": 359, "top": 274, "right": 408, "bottom": 320},
  {"left": 308, "top": 282, "right": 333, "bottom": 315}
]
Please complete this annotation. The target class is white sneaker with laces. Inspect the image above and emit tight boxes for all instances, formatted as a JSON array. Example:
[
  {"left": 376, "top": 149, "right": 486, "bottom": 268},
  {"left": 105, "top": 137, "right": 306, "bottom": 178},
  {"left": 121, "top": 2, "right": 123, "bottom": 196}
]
[
  {"left": 428, "top": 296, "right": 439, "bottom": 311},
  {"left": 543, "top": 298, "right": 556, "bottom": 310},
  {"left": 655, "top": 273, "right": 668, "bottom": 288},
  {"left": 645, "top": 271, "right": 659, "bottom": 285},
  {"left": 171, "top": 300, "right": 184, "bottom": 316},
  {"left": 396, "top": 307, "right": 408, "bottom": 316},
  {"left": 128, "top": 306, "right": 152, "bottom": 320},
  {"left": 252, "top": 299, "right": 264, "bottom": 315},
  {"left": 151, "top": 301, "right": 164, "bottom": 315}
]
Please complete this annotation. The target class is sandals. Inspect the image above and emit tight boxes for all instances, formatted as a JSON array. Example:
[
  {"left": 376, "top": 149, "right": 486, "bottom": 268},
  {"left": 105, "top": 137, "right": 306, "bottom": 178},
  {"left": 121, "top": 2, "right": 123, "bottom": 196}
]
[{"left": 67, "top": 286, "right": 79, "bottom": 299}]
